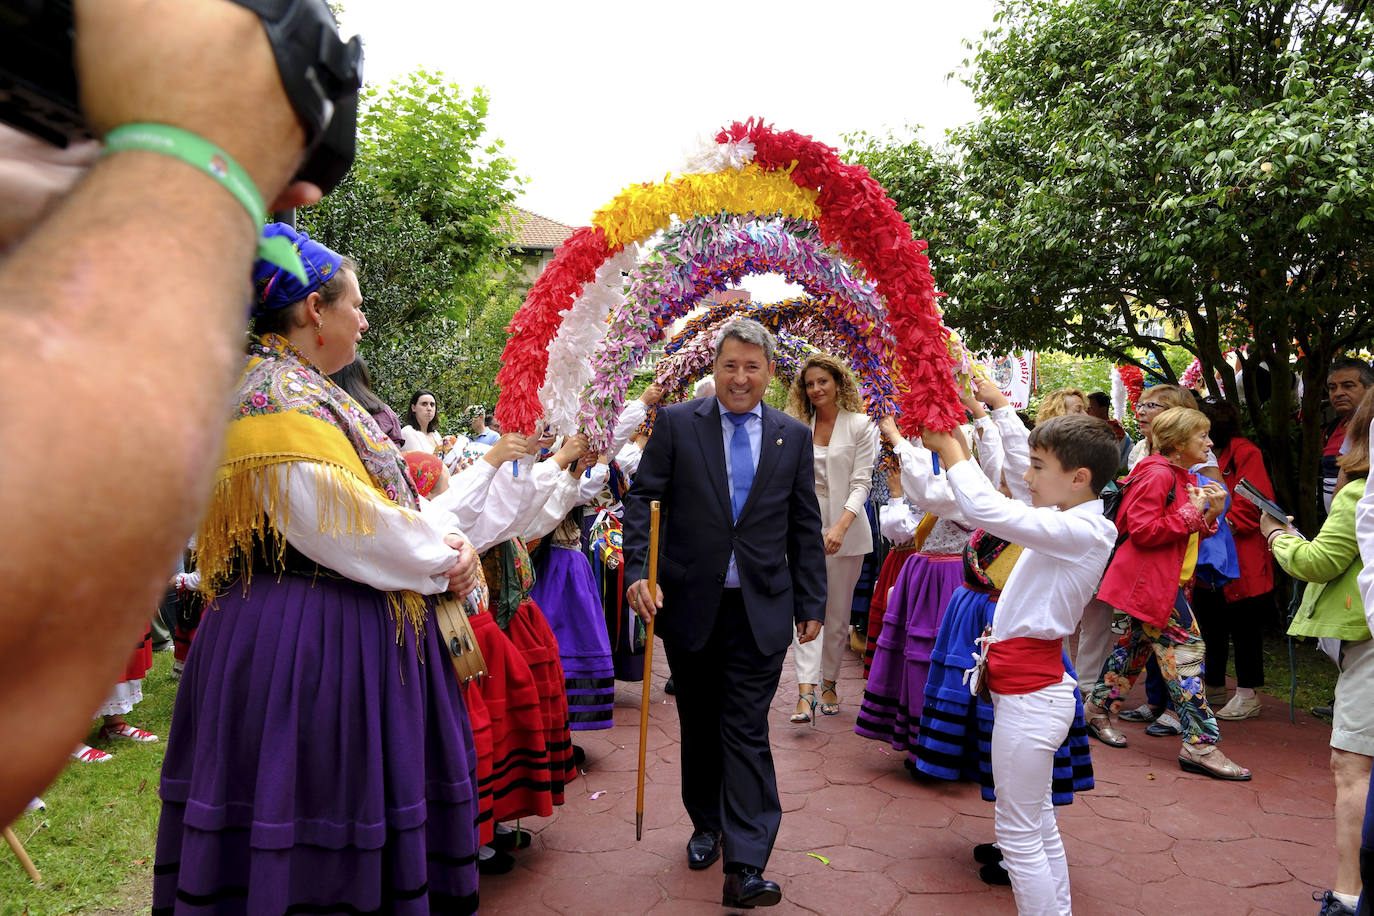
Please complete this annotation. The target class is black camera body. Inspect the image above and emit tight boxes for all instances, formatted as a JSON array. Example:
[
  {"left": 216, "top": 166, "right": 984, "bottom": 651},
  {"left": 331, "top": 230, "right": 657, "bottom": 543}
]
[{"left": 0, "top": 0, "right": 363, "bottom": 192}]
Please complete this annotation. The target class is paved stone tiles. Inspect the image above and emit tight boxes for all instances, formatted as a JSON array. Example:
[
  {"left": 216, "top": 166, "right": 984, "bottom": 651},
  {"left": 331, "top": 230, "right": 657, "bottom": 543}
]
[{"left": 480, "top": 647, "right": 1338, "bottom": 914}]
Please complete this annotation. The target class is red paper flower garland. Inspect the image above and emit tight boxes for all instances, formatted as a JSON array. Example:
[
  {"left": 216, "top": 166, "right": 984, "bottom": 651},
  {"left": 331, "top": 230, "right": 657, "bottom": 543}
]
[
  {"left": 495, "top": 225, "right": 619, "bottom": 434},
  {"left": 716, "top": 119, "right": 959, "bottom": 433},
  {"left": 1116, "top": 364, "right": 1144, "bottom": 416}
]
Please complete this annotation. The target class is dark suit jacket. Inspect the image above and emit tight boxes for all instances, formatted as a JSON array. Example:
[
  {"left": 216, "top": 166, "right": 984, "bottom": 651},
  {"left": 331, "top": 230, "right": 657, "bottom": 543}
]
[{"left": 623, "top": 397, "right": 827, "bottom": 655}]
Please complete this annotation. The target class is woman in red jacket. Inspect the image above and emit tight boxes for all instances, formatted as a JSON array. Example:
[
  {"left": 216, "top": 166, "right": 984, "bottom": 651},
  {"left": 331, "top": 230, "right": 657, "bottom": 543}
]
[
  {"left": 1085, "top": 407, "right": 1251, "bottom": 780},
  {"left": 1195, "top": 397, "right": 1275, "bottom": 719}
]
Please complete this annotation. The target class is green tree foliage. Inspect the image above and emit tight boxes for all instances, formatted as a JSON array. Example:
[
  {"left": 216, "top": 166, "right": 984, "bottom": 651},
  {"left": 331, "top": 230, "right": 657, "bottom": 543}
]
[
  {"left": 298, "top": 71, "right": 525, "bottom": 431},
  {"left": 361, "top": 278, "right": 523, "bottom": 433},
  {"left": 854, "top": 0, "right": 1374, "bottom": 528}
]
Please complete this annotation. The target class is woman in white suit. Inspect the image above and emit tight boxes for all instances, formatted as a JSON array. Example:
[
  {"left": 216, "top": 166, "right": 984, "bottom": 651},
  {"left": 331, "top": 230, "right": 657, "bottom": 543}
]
[{"left": 786, "top": 353, "right": 876, "bottom": 722}]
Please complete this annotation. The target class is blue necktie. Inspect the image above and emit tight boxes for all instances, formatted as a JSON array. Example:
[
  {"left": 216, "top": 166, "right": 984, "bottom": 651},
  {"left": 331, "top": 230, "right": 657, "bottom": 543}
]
[{"left": 727, "top": 411, "right": 754, "bottom": 520}]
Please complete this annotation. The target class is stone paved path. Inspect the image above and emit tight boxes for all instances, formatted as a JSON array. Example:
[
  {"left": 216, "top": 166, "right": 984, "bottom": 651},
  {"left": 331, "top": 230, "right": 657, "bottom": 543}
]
[{"left": 480, "top": 644, "right": 1335, "bottom": 915}]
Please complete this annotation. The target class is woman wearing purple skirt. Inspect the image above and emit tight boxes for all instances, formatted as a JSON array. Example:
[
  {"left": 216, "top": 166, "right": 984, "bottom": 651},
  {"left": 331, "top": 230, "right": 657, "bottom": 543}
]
[
  {"left": 154, "top": 225, "right": 484, "bottom": 915},
  {"left": 531, "top": 516, "right": 617, "bottom": 731}
]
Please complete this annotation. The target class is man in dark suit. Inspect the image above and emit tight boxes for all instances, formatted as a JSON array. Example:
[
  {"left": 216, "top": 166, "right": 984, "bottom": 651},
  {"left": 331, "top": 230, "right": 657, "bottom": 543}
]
[{"left": 624, "top": 318, "right": 827, "bottom": 909}]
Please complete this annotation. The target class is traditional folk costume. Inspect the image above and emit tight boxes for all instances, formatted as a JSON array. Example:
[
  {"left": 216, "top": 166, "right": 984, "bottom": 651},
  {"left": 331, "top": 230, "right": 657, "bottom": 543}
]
[
  {"left": 579, "top": 399, "right": 653, "bottom": 683},
  {"left": 848, "top": 470, "right": 886, "bottom": 657},
  {"left": 169, "top": 540, "right": 204, "bottom": 678},
  {"left": 435, "top": 438, "right": 583, "bottom": 789},
  {"left": 517, "top": 453, "right": 615, "bottom": 734},
  {"left": 863, "top": 497, "right": 928, "bottom": 678},
  {"left": 914, "top": 530, "right": 1094, "bottom": 803},
  {"left": 403, "top": 451, "right": 552, "bottom": 849},
  {"left": 154, "top": 308, "right": 480, "bottom": 907},
  {"left": 101, "top": 623, "right": 154, "bottom": 720},
  {"left": 943, "top": 455, "right": 1116, "bottom": 916},
  {"left": 73, "top": 622, "right": 161, "bottom": 761},
  {"left": 483, "top": 540, "right": 578, "bottom": 807},
  {"left": 857, "top": 420, "right": 1005, "bottom": 752},
  {"left": 531, "top": 511, "right": 616, "bottom": 732},
  {"left": 586, "top": 458, "right": 647, "bottom": 682},
  {"left": 854, "top": 513, "right": 968, "bottom": 753}
]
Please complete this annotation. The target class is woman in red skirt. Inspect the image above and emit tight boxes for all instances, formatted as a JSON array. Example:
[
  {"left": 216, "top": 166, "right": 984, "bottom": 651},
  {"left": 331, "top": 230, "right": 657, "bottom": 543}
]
[{"left": 72, "top": 621, "right": 158, "bottom": 763}]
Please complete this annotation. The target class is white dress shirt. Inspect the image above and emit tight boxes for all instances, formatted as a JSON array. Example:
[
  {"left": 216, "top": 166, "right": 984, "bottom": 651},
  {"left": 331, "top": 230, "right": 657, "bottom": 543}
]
[
  {"left": 946, "top": 459, "right": 1117, "bottom": 642},
  {"left": 610, "top": 399, "right": 649, "bottom": 458},
  {"left": 880, "top": 497, "right": 920, "bottom": 544},
  {"left": 972, "top": 414, "right": 1005, "bottom": 491},
  {"left": 990, "top": 406, "right": 1033, "bottom": 504},
  {"left": 276, "top": 462, "right": 461, "bottom": 595},
  {"left": 894, "top": 438, "right": 972, "bottom": 524}
]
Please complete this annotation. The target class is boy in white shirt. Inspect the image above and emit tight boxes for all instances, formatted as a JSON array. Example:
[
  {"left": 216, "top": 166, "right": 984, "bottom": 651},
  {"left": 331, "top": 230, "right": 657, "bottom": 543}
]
[{"left": 921, "top": 415, "right": 1120, "bottom": 916}]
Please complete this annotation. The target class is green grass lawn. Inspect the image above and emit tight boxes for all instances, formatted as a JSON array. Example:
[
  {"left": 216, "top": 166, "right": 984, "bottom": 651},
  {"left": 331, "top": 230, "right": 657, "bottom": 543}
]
[
  {"left": 1257, "top": 629, "right": 1341, "bottom": 718},
  {"left": 2, "top": 652, "right": 175, "bottom": 916}
]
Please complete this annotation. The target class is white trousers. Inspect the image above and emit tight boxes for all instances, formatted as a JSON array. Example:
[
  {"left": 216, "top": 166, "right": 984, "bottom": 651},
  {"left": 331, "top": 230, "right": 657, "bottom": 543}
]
[
  {"left": 1074, "top": 598, "right": 1116, "bottom": 699},
  {"left": 991, "top": 678, "right": 1076, "bottom": 916},
  {"left": 791, "top": 553, "right": 865, "bottom": 685}
]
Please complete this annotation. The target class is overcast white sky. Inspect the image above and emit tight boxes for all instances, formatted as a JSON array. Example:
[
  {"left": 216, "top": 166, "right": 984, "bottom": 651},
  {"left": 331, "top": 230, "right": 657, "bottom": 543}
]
[{"left": 339, "top": 0, "right": 998, "bottom": 227}]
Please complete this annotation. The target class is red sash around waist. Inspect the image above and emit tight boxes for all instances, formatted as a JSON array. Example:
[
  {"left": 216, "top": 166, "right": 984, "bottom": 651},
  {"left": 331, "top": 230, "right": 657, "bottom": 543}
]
[{"left": 985, "top": 637, "right": 1064, "bottom": 696}]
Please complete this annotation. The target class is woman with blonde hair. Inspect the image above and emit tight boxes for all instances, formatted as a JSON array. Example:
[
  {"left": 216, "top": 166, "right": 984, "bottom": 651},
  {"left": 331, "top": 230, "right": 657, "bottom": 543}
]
[
  {"left": 1086, "top": 407, "right": 1249, "bottom": 780},
  {"left": 785, "top": 353, "right": 876, "bottom": 721},
  {"left": 1127, "top": 384, "right": 1197, "bottom": 469},
  {"left": 1078, "top": 383, "right": 1223, "bottom": 714},
  {"left": 1035, "top": 387, "right": 1087, "bottom": 425}
]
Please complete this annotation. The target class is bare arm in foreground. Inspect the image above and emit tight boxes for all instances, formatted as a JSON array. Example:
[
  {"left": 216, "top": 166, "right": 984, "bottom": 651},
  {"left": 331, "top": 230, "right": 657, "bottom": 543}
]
[{"left": 0, "top": 0, "right": 320, "bottom": 824}]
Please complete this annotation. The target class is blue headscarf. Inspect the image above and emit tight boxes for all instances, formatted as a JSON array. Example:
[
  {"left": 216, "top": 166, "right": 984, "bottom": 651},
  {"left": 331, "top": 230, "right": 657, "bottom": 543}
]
[{"left": 251, "top": 223, "right": 344, "bottom": 316}]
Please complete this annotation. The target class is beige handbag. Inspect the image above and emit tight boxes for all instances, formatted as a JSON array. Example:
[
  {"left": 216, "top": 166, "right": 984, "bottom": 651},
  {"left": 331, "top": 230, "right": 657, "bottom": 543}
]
[{"left": 433, "top": 595, "right": 487, "bottom": 682}]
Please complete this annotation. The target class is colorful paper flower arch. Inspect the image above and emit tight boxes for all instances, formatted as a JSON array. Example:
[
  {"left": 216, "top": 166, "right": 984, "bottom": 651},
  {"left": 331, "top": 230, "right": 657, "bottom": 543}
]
[
  {"left": 572, "top": 214, "right": 899, "bottom": 448},
  {"left": 495, "top": 119, "right": 960, "bottom": 442},
  {"left": 655, "top": 296, "right": 893, "bottom": 412}
]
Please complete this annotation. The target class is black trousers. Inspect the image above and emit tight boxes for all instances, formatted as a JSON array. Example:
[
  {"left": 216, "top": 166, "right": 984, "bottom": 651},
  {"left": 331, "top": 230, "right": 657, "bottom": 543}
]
[
  {"left": 1192, "top": 586, "right": 1271, "bottom": 689},
  {"left": 662, "top": 589, "right": 785, "bottom": 871}
]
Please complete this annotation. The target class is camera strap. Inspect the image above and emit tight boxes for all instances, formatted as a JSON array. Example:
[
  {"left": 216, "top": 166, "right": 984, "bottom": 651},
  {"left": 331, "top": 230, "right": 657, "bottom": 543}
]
[{"left": 103, "top": 122, "right": 307, "bottom": 283}]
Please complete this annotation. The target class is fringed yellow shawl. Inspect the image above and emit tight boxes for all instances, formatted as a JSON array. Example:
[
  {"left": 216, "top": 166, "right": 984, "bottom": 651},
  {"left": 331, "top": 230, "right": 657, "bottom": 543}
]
[{"left": 196, "top": 334, "right": 430, "bottom": 641}]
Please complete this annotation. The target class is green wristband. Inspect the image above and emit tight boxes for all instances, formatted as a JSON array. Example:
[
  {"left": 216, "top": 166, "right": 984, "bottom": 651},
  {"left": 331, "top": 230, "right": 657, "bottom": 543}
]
[{"left": 103, "top": 123, "right": 306, "bottom": 283}]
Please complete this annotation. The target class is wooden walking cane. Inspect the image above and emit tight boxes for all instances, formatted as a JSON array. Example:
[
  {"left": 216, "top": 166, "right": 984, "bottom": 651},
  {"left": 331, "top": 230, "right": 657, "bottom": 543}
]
[
  {"left": 635, "top": 500, "right": 661, "bottom": 841},
  {"left": 4, "top": 825, "right": 41, "bottom": 884}
]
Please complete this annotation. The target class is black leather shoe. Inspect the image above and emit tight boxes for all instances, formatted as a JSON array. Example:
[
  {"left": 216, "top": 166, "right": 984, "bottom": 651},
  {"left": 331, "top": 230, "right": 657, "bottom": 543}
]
[
  {"left": 663, "top": 677, "right": 676, "bottom": 695},
  {"left": 722, "top": 867, "right": 781, "bottom": 908},
  {"left": 477, "top": 847, "right": 514, "bottom": 875},
  {"left": 972, "top": 842, "right": 1002, "bottom": 865},
  {"left": 686, "top": 829, "right": 722, "bottom": 870},
  {"left": 978, "top": 861, "right": 1011, "bottom": 886}
]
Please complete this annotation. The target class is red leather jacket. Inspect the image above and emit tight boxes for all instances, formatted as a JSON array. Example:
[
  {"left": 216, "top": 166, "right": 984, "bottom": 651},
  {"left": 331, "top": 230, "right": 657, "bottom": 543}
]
[
  {"left": 1216, "top": 438, "right": 1276, "bottom": 601},
  {"left": 1097, "top": 454, "right": 1216, "bottom": 627}
]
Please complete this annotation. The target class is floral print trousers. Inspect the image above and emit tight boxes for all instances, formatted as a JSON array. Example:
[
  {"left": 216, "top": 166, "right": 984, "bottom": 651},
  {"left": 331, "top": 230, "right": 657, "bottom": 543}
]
[{"left": 1089, "top": 589, "right": 1220, "bottom": 746}]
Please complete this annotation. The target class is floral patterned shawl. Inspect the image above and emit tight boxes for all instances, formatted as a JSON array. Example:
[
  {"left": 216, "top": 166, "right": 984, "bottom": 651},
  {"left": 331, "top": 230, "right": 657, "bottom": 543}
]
[{"left": 196, "top": 334, "right": 429, "bottom": 638}]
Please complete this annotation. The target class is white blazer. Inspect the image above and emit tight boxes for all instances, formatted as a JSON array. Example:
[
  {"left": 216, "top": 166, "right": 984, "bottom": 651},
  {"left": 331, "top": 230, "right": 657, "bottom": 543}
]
[{"left": 809, "top": 408, "right": 877, "bottom": 557}]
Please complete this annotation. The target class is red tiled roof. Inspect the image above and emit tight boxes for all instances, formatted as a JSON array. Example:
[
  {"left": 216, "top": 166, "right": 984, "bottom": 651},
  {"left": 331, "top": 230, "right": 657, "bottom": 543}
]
[{"left": 504, "top": 206, "right": 576, "bottom": 251}]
